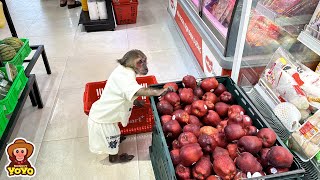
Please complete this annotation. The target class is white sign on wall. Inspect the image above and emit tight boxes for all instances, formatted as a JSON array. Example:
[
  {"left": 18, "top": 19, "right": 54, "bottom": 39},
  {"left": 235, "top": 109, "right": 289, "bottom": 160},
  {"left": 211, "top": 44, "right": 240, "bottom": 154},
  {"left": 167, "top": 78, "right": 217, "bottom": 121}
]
[
  {"left": 202, "top": 40, "right": 222, "bottom": 76},
  {"left": 168, "top": 0, "right": 178, "bottom": 17}
]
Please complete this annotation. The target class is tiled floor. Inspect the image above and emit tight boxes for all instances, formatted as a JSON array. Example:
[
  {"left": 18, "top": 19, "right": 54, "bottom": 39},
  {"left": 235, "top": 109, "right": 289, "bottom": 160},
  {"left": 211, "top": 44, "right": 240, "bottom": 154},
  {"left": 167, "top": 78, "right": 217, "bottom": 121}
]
[{"left": 0, "top": 0, "right": 203, "bottom": 179}]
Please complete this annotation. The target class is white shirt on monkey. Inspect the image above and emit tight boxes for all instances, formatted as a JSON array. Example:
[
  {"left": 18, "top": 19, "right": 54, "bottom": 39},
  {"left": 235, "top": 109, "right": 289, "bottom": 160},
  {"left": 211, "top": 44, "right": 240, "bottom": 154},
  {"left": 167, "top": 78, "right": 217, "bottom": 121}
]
[
  {"left": 89, "top": 64, "right": 143, "bottom": 126},
  {"left": 88, "top": 65, "right": 142, "bottom": 155}
]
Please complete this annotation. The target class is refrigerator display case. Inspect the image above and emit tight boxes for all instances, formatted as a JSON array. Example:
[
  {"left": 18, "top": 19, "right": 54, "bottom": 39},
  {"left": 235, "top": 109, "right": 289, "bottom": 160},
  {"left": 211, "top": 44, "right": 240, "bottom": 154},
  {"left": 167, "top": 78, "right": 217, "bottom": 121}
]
[
  {"left": 168, "top": 0, "right": 320, "bottom": 78},
  {"left": 235, "top": 1, "right": 320, "bottom": 179}
]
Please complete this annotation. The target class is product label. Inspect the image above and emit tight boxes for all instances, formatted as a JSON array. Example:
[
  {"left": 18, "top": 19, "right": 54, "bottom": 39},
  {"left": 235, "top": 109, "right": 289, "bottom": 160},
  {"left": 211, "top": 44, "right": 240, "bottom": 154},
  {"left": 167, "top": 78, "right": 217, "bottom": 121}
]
[
  {"left": 299, "top": 121, "right": 319, "bottom": 139},
  {"left": 175, "top": 3, "right": 203, "bottom": 69}
]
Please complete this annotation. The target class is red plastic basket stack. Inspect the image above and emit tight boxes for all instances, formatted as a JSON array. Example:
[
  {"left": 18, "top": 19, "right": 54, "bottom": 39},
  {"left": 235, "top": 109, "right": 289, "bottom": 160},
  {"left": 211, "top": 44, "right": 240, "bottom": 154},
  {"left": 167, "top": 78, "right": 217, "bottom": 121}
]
[
  {"left": 83, "top": 75, "right": 158, "bottom": 135},
  {"left": 112, "top": 0, "right": 138, "bottom": 25}
]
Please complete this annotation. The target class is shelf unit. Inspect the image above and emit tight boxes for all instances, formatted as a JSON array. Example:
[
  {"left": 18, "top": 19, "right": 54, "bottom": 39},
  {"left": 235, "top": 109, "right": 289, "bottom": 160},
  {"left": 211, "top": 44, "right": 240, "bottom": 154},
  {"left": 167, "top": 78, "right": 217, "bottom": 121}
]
[
  {"left": 78, "top": 0, "right": 116, "bottom": 32},
  {"left": 298, "top": 30, "right": 320, "bottom": 57},
  {"left": 0, "top": 0, "right": 51, "bottom": 159}
]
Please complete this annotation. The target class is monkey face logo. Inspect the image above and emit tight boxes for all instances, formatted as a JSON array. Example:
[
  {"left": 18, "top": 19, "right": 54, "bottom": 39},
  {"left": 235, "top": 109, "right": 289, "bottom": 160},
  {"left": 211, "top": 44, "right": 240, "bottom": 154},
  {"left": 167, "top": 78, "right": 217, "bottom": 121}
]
[{"left": 5, "top": 138, "right": 36, "bottom": 177}]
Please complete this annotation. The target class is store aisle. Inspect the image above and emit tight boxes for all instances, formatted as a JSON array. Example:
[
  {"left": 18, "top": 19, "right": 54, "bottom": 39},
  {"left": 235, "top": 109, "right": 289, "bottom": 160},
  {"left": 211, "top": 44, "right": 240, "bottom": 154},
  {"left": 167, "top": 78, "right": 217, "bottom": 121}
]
[{"left": 0, "top": 0, "right": 203, "bottom": 179}]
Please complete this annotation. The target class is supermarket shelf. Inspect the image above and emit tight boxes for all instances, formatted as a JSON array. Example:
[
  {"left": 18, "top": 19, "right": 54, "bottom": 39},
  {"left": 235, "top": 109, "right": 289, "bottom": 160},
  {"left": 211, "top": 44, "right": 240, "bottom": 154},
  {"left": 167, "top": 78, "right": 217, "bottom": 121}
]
[
  {"left": 78, "top": 0, "right": 116, "bottom": 32},
  {"left": 0, "top": 75, "right": 43, "bottom": 160},
  {"left": 298, "top": 30, "right": 320, "bottom": 57},
  {"left": 255, "top": 2, "right": 312, "bottom": 27}
]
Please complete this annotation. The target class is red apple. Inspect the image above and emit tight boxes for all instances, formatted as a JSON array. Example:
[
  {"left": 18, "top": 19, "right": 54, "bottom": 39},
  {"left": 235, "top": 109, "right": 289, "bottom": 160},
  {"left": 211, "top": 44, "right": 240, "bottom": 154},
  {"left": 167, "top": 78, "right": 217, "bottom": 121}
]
[
  {"left": 214, "top": 83, "right": 227, "bottom": 97},
  {"left": 233, "top": 171, "right": 247, "bottom": 180},
  {"left": 213, "top": 155, "right": 236, "bottom": 180},
  {"left": 183, "top": 75, "right": 197, "bottom": 89},
  {"left": 183, "top": 124, "right": 201, "bottom": 137},
  {"left": 172, "top": 109, "right": 190, "bottom": 125},
  {"left": 191, "top": 100, "right": 208, "bottom": 117},
  {"left": 164, "top": 92, "right": 180, "bottom": 107},
  {"left": 257, "top": 128, "right": 277, "bottom": 148},
  {"left": 259, "top": 148, "right": 270, "bottom": 168},
  {"left": 217, "top": 120, "right": 228, "bottom": 133},
  {"left": 170, "top": 149, "right": 181, "bottom": 166},
  {"left": 206, "top": 175, "right": 220, "bottom": 180},
  {"left": 161, "top": 115, "right": 172, "bottom": 125},
  {"left": 194, "top": 87, "right": 204, "bottom": 99},
  {"left": 184, "top": 105, "right": 192, "bottom": 114},
  {"left": 227, "top": 113, "right": 243, "bottom": 126},
  {"left": 172, "top": 139, "right": 181, "bottom": 149},
  {"left": 201, "top": 77, "right": 219, "bottom": 92},
  {"left": 245, "top": 126, "right": 258, "bottom": 136},
  {"left": 241, "top": 115, "right": 252, "bottom": 127},
  {"left": 203, "top": 110, "right": 221, "bottom": 127},
  {"left": 175, "top": 164, "right": 191, "bottom": 179},
  {"left": 179, "top": 88, "right": 194, "bottom": 104},
  {"left": 164, "top": 82, "right": 179, "bottom": 92},
  {"left": 192, "top": 156, "right": 212, "bottom": 179},
  {"left": 220, "top": 91, "right": 234, "bottom": 104},
  {"left": 227, "top": 144, "right": 239, "bottom": 160},
  {"left": 163, "top": 120, "right": 182, "bottom": 139},
  {"left": 236, "top": 152, "right": 263, "bottom": 174},
  {"left": 178, "top": 132, "right": 198, "bottom": 147},
  {"left": 225, "top": 124, "right": 245, "bottom": 142},
  {"left": 180, "top": 143, "right": 203, "bottom": 166},
  {"left": 228, "top": 105, "right": 245, "bottom": 117},
  {"left": 214, "top": 102, "right": 230, "bottom": 117},
  {"left": 267, "top": 146, "right": 293, "bottom": 168},
  {"left": 189, "top": 115, "right": 203, "bottom": 127},
  {"left": 157, "top": 100, "right": 173, "bottom": 115},
  {"left": 238, "top": 136, "right": 263, "bottom": 154},
  {"left": 203, "top": 92, "right": 218, "bottom": 110},
  {"left": 198, "top": 134, "right": 217, "bottom": 153},
  {"left": 213, "top": 132, "right": 228, "bottom": 148},
  {"left": 200, "top": 126, "right": 219, "bottom": 138},
  {"left": 212, "top": 147, "right": 229, "bottom": 160}
]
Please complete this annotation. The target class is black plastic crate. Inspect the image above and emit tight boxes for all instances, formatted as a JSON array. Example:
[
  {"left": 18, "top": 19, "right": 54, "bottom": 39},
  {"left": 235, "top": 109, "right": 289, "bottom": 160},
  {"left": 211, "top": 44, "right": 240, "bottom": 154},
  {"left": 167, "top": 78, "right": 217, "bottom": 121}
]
[{"left": 149, "top": 76, "right": 305, "bottom": 180}]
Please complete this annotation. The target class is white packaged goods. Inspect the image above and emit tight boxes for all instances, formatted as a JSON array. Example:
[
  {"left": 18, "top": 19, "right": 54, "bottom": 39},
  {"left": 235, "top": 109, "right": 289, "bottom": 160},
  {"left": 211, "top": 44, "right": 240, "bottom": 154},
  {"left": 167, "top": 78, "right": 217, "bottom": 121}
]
[
  {"left": 289, "top": 110, "right": 320, "bottom": 161},
  {"left": 97, "top": 0, "right": 108, "bottom": 20},
  {"left": 88, "top": 0, "right": 100, "bottom": 20}
]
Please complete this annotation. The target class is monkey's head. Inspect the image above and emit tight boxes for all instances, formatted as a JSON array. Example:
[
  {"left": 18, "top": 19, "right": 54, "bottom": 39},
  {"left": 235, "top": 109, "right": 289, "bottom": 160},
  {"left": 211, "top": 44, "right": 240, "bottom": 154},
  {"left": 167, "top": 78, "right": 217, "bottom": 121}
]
[{"left": 117, "top": 50, "right": 148, "bottom": 75}]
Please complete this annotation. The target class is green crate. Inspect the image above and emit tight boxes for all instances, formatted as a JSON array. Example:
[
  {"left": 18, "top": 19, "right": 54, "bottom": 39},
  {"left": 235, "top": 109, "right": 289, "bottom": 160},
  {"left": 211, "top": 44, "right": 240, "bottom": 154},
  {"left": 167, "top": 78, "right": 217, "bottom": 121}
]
[
  {"left": 4, "top": 38, "right": 31, "bottom": 66},
  {"left": 149, "top": 76, "right": 305, "bottom": 180},
  {"left": 0, "top": 106, "right": 8, "bottom": 138},
  {"left": 0, "top": 66, "right": 28, "bottom": 115}
]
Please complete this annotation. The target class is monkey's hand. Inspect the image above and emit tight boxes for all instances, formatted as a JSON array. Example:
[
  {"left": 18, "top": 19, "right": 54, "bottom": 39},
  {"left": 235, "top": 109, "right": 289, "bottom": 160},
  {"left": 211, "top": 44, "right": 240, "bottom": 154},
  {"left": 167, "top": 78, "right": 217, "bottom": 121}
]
[
  {"left": 159, "top": 87, "right": 174, "bottom": 96},
  {"left": 133, "top": 99, "right": 146, "bottom": 107}
]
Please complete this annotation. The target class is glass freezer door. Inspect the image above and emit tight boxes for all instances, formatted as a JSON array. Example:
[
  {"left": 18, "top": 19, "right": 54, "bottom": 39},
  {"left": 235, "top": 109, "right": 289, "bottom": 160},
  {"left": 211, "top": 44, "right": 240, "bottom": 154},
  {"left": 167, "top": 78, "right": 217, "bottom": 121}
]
[{"left": 201, "top": 0, "right": 237, "bottom": 49}]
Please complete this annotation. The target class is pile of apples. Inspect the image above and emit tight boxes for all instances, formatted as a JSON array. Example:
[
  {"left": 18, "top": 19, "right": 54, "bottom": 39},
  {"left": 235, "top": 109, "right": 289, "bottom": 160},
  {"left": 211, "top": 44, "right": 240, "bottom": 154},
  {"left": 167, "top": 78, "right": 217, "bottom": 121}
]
[{"left": 157, "top": 75, "right": 294, "bottom": 180}]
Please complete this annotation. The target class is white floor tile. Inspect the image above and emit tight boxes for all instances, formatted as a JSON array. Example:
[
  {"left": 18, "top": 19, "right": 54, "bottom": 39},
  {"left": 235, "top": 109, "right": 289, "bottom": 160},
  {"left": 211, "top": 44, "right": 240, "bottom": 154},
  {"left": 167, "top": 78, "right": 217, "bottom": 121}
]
[{"left": 43, "top": 88, "right": 88, "bottom": 141}]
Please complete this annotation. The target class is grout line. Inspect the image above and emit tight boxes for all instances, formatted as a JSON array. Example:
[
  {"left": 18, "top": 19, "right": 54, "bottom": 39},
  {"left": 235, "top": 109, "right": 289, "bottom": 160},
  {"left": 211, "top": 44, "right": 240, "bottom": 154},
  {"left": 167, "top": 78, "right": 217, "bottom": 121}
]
[{"left": 42, "top": 136, "right": 88, "bottom": 143}]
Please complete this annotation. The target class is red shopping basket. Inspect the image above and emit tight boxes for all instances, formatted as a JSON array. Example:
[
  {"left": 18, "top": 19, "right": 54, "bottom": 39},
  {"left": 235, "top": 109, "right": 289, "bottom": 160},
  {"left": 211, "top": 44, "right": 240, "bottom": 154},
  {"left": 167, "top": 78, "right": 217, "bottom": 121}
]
[
  {"left": 112, "top": 0, "right": 138, "bottom": 25},
  {"left": 83, "top": 75, "right": 158, "bottom": 135}
]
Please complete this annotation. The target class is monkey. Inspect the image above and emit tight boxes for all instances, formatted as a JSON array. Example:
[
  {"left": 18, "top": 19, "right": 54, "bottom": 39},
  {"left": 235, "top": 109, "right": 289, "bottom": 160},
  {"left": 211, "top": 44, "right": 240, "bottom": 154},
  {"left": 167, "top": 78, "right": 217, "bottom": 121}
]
[{"left": 88, "top": 49, "right": 173, "bottom": 164}]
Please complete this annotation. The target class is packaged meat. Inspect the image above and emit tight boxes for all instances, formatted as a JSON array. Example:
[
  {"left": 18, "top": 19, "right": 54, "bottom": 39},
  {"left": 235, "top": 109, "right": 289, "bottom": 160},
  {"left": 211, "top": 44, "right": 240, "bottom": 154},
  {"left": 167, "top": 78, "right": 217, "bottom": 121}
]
[
  {"left": 262, "top": 48, "right": 310, "bottom": 110},
  {"left": 289, "top": 110, "right": 320, "bottom": 161},
  {"left": 220, "top": 0, "right": 236, "bottom": 27},
  {"left": 212, "top": 0, "right": 229, "bottom": 21},
  {"left": 269, "top": 0, "right": 301, "bottom": 14}
]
